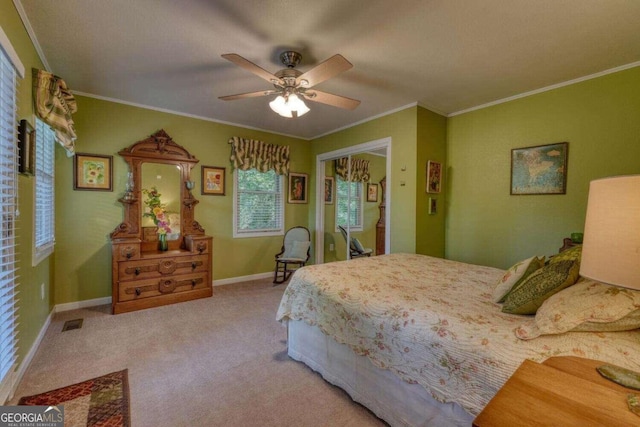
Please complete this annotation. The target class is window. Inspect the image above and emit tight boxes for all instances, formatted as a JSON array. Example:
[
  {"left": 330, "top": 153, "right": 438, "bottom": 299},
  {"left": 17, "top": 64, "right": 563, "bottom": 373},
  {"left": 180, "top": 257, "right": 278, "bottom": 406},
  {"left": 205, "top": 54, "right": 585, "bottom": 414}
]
[
  {"left": 233, "top": 169, "right": 284, "bottom": 237},
  {"left": 335, "top": 177, "right": 363, "bottom": 232},
  {"left": 33, "top": 118, "right": 55, "bottom": 265},
  {"left": 0, "top": 28, "right": 22, "bottom": 402}
]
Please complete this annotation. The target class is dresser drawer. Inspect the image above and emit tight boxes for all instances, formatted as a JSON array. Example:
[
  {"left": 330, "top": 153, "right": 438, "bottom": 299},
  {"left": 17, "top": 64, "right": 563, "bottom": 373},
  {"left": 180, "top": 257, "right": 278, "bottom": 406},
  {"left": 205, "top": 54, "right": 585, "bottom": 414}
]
[
  {"left": 113, "top": 244, "right": 140, "bottom": 261},
  {"left": 118, "top": 254, "right": 208, "bottom": 280},
  {"left": 118, "top": 272, "right": 209, "bottom": 302}
]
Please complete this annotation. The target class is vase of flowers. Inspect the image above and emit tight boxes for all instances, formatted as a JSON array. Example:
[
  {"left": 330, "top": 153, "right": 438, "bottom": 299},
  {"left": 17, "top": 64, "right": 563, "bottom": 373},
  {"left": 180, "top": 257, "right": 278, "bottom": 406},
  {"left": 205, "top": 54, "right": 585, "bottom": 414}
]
[{"left": 142, "top": 187, "right": 172, "bottom": 251}]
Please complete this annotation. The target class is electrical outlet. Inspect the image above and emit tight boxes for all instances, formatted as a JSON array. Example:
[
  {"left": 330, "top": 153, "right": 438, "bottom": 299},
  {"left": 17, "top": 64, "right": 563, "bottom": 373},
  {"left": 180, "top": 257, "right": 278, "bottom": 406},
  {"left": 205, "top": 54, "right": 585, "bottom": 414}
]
[
  {"left": 329, "top": 243, "right": 335, "bottom": 251},
  {"left": 40, "top": 283, "right": 45, "bottom": 300}
]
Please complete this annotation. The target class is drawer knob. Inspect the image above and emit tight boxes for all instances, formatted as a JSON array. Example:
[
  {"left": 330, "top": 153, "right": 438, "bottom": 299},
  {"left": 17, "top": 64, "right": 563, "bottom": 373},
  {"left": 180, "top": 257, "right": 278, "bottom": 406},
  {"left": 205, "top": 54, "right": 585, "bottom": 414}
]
[
  {"left": 135, "top": 267, "right": 141, "bottom": 276},
  {"left": 191, "top": 279, "right": 197, "bottom": 287},
  {"left": 135, "top": 287, "right": 141, "bottom": 296},
  {"left": 196, "top": 242, "right": 206, "bottom": 253},
  {"left": 126, "top": 252, "right": 133, "bottom": 259},
  {"left": 191, "top": 262, "right": 197, "bottom": 270}
]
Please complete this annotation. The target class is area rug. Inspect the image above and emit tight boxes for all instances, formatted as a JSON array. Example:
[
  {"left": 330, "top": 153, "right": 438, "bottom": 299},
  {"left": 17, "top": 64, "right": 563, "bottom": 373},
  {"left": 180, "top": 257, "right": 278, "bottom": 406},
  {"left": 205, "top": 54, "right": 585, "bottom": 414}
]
[{"left": 18, "top": 369, "right": 130, "bottom": 427}]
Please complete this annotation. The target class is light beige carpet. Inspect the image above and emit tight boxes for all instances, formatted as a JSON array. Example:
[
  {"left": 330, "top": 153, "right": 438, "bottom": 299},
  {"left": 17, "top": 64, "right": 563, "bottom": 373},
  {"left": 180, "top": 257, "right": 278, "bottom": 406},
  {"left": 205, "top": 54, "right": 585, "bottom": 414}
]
[{"left": 11, "top": 279, "right": 386, "bottom": 427}]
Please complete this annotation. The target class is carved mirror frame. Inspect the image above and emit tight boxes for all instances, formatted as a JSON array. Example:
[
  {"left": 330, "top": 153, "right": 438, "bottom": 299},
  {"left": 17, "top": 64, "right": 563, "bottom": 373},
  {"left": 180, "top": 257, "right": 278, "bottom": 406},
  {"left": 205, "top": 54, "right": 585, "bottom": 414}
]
[{"left": 110, "top": 130, "right": 205, "bottom": 249}]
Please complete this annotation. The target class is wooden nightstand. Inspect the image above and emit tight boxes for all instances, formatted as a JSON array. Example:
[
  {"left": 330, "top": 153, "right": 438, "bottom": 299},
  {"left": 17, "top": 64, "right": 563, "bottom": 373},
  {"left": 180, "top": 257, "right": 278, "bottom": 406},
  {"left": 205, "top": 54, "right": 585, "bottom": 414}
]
[{"left": 474, "top": 356, "right": 639, "bottom": 426}]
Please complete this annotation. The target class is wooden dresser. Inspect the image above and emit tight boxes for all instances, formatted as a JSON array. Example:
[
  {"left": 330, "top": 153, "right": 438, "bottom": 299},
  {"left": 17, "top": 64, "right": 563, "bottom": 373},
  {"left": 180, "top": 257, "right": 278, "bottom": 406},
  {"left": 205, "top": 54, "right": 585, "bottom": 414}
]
[
  {"left": 110, "top": 130, "right": 213, "bottom": 314},
  {"left": 111, "top": 235, "right": 212, "bottom": 314}
]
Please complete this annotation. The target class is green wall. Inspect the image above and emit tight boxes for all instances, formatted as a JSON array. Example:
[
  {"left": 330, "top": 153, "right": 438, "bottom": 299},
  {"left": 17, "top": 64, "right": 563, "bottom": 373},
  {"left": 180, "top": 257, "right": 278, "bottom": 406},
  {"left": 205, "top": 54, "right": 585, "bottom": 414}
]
[
  {"left": 56, "top": 95, "right": 311, "bottom": 304},
  {"left": 416, "top": 107, "right": 447, "bottom": 257},
  {"left": 446, "top": 66, "right": 640, "bottom": 269},
  {"left": 1, "top": 0, "right": 52, "bottom": 369}
]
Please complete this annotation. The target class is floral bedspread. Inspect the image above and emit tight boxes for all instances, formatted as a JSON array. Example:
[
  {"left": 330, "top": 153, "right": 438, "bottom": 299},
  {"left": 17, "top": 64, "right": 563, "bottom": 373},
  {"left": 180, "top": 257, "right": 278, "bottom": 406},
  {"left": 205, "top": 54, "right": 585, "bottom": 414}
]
[{"left": 276, "top": 253, "right": 640, "bottom": 416}]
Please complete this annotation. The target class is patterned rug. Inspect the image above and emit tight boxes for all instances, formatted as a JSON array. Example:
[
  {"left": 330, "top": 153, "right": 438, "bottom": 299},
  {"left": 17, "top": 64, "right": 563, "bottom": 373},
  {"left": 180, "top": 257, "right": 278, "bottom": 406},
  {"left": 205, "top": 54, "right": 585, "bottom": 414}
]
[{"left": 18, "top": 370, "right": 130, "bottom": 427}]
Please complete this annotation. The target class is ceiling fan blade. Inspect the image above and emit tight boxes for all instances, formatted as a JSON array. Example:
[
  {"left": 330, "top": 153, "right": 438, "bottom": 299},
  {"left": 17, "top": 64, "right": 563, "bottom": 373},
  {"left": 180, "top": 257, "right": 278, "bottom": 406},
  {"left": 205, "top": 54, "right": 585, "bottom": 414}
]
[
  {"left": 221, "top": 53, "right": 282, "bottom": 85},
  {"left": 305, "top": 90, "right": 360, "bottom": 110},
  {"left": 297, "top": 54, "right": 353, "bottom": 87},
  {"left": 219, "top": 89, "right": 279, "bottom": 101}
]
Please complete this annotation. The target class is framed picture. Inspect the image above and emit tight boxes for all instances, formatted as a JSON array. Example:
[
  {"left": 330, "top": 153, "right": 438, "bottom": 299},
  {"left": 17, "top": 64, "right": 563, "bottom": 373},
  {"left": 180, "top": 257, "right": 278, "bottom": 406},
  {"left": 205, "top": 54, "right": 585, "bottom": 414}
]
[
  {"left": 426, "top": 160, "right": 442, "bottom": 193},
  {"left": 324, "top": 176, "right": 334, "bottom": 204},
  {"left": 73, "top": 153, "right": 113, "bottom": 191},
  {"left": 18, "top": 119, "right": 35, "bottom": 175},
  {"left": 201, "top": 166, "right": 226, "bottom": 196},
  {"left": 428, "top": 197, "right": 437, "bottom": 215},
  {"left": 367, "top": 183, "right": 378, "bottom": 202},
  {"left": 288, "top": 172, "right": 308, "bottom": 204},
  {"left": 511, "top": 142, "right": 568, "bottom": 195}
]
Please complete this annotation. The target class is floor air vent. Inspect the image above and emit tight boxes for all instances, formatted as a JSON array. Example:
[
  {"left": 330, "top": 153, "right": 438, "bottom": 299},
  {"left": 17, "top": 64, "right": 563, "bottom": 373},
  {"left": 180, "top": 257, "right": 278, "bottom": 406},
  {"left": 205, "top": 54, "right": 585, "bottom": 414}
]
[{"left": 62, "top": 319, "right": 83, "bottom": 332}]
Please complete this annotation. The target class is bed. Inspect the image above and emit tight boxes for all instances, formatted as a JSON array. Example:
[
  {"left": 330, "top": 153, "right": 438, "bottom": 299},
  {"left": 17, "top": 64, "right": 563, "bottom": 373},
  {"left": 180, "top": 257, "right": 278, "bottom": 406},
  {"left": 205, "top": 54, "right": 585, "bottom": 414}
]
[{"left": 276, "top": 253, "right": 640, "bottom": 426}]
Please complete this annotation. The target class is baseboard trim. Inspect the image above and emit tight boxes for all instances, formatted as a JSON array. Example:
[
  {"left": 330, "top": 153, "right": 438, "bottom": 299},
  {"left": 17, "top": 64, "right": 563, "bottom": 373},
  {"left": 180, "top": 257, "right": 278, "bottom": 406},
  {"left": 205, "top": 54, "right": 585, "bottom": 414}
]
[
  {"left": 8, "top": 308, "right": 54, "bottom": 402},
  {"left": 213, "top": 272, "right": 273, "bottom": 286},
  {"left": 55, "top": 296, "right": 112, "bottom": 313}
]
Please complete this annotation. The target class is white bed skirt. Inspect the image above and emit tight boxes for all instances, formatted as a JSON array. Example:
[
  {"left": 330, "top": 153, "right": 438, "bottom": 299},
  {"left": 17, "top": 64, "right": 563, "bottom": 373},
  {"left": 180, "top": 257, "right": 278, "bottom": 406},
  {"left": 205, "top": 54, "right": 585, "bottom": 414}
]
[{"left": 287, "top": 320, "right": 474, "bottom": 427}]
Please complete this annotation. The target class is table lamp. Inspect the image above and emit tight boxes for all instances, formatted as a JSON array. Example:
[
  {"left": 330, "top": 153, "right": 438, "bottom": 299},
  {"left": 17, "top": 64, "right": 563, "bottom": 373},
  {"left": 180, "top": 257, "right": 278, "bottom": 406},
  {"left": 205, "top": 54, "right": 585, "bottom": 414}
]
[{"left": 579, "top": 175, "right": 640, "bottom": 410}]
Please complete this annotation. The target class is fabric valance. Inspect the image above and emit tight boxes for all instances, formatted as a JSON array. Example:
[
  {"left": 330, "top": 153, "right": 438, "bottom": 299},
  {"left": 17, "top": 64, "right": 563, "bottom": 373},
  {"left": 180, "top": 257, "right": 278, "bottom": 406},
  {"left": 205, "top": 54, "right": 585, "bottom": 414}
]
[
  {"left": 229, "top": 137, "right": 290, "bottom": 175},
  {"left": 335, "top": 157, "right": 370, "bottom": 182},
  {"left": 32, "top": 68, "right": 77, "bottom": 154}
]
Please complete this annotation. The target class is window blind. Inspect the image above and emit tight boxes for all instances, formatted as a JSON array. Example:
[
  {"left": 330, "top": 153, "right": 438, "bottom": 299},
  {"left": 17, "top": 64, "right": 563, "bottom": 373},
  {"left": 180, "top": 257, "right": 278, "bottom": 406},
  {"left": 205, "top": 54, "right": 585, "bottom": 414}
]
[
  {"left": 0, "top": 42, "right": 19, "bottom": 402},
  {"left": 34, "top": 118, "right": 55, "bottom": 257},
  {"left": 336, "top": 177, "right": 363, "bottom": 231},
  {"left": 234, "top": 169, "right": 284, "bottom": 236}
]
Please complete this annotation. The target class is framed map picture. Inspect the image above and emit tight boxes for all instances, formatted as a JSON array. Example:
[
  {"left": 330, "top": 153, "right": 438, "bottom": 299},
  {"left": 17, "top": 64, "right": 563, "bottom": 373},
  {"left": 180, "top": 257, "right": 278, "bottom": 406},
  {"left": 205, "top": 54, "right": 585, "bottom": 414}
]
[
  {"left": 511, "top": 142, "right": 568, "bottom": 195},
  {"left": 324, "top": 177, "right": 334, "bottom": 204}
]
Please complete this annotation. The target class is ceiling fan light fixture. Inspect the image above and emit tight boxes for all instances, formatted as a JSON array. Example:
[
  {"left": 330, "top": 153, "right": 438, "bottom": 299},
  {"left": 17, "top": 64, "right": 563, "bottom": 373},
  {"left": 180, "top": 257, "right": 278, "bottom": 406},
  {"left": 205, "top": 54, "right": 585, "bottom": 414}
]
[{"left": 269, "top": 93, "right": 309, "bottom": 118}]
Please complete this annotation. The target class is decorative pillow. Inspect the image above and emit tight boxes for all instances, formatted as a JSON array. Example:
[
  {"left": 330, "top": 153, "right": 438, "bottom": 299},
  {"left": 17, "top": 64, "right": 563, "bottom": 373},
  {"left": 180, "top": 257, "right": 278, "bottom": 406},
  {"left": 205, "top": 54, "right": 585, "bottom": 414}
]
[
  {"left": 493, "top": 256, "right": 545, "bottom": 303},
  {"left": 502, "top": 260, "right": 580, "bottom": 315},
  {"left": 352, "top": 238, "right": 366, "bottom": 253},
  {"left": 515, "top": 278, "right": 640, "bottom": 340},
  {"left": 281, "top": 240, "right": 310, "bottom": 260},
  {"left": 549, "top": 244, "right": 582, "bottom": 264}
]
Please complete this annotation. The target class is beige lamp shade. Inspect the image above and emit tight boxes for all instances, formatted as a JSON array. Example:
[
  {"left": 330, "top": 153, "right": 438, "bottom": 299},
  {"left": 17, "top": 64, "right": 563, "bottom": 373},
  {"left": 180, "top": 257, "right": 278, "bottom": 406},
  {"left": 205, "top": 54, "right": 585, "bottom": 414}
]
[{"left": 580, "top": 175, "right": 640, "bottom": 290}]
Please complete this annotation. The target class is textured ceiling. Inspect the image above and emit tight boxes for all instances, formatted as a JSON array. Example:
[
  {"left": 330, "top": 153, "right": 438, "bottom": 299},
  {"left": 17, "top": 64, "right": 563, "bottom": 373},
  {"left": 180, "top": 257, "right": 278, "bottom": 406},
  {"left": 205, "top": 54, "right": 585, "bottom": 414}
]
[{"left": 18, "top": 0, "right": 640, "bottom": 139}]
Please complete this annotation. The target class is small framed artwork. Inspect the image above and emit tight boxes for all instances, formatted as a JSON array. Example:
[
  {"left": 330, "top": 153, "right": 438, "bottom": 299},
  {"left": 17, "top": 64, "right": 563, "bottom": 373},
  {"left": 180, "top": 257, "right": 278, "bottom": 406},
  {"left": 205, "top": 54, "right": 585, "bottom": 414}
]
[
  {"left": 324, "top": 176, "right": 334, "bottom": 204},
  {"left": 17, "top": 119, "right": 35, "bottom": 175},
  {"left": 428, "top": 197, "right": 437, "bottom": 215},
  {"left": 511, "top": 142, "right": 568, "bottom": 195},
  {"left": 73, "top": 153, "right": 113, "bottom": 191},
  {"left": 201, "top": 166, "right": 226, "bottom": 196},
  {"left": 426, "top": 160, "right": 442, "bottom": 193},
  {"left": 288, "top": 172, "right": 308, "bottom": 204},
  {"left": 367, "top": 183, "right": 378, "bottom": 202}
]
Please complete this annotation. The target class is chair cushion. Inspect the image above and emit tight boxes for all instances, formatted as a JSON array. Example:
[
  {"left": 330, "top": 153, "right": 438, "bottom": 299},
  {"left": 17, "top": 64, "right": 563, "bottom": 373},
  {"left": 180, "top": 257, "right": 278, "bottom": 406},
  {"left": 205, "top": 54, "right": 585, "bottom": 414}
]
[
  {"left": 352, "top": 238, "right": 366, "bottom": 253},
  {"left": 280, "top": 240, "right": 310, "bottom": 261}
]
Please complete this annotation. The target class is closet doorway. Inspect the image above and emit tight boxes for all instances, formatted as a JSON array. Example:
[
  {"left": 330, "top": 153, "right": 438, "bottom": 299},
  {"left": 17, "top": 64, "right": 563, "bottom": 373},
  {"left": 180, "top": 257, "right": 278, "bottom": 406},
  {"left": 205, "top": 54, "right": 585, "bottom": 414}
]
[{"left": 315, "top": 137, "right": 391, "bottom": 264}]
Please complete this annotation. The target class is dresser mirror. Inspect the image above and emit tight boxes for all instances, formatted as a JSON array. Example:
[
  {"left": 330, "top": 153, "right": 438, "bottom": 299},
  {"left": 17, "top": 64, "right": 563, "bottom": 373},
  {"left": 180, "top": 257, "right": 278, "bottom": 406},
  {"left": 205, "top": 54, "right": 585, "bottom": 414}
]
[
  {"left": 140, "top": 162, "right": 182, "bottom": 241},
  {"left": 110, "top": 129, "right": 206, "bottom": 251}
]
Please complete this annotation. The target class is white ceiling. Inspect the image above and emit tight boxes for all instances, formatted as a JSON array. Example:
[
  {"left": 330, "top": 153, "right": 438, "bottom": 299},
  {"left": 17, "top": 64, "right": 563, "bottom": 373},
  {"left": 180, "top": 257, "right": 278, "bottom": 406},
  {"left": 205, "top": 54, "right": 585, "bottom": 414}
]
[{"left": 17, "top": 0, "right": 640, "bottom": 140}]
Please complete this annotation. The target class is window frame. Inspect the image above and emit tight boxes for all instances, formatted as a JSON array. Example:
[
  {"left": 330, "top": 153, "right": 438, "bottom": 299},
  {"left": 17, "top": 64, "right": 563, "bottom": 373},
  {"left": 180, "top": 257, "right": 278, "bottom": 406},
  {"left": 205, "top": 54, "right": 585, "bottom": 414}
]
[
  {"left": 335, "top": 177, "right": 364, "bottom": 233},
  {"left": 32, "top": 118, "right": 56, "bottom": 266},
  {"left": 233, "top": 168, "right": 285, "bottom": 238},
  {"left": 0, "top": 24, "right": 24, "bottom": 404}
]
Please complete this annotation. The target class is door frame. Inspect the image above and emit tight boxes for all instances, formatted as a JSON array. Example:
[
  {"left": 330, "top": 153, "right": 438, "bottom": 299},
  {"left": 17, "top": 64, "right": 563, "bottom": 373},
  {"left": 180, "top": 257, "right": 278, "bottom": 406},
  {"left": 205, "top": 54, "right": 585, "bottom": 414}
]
[{"left": 315, "top": 137, "right": 391, "bottom": 264}]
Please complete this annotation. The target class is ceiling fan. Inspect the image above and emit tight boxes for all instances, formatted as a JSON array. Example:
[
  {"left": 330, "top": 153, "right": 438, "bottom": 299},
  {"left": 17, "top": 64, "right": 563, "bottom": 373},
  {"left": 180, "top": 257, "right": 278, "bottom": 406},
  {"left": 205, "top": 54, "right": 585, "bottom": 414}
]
[{"left": 219, "top": 51, "right": 360, "bottom": 118}]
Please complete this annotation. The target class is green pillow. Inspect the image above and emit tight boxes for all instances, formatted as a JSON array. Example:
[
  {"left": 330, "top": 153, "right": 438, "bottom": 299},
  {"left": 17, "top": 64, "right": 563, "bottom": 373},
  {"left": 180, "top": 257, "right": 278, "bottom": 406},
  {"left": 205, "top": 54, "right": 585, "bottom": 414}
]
[
  {"left": 502, "top": 260, "right": 580, "bottom": 315},
  {"left": 493, "top": 256, "right": 545, "bottom": 303},
  {"left": 281, "top": 240, "right": 310, "bottom": 260},
  {"left": 549, "top": 244, "right": 582, "bottom": 264}
]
